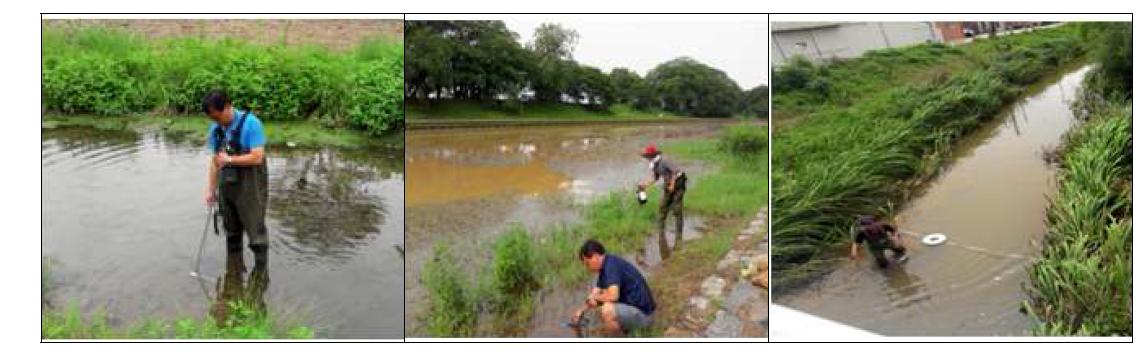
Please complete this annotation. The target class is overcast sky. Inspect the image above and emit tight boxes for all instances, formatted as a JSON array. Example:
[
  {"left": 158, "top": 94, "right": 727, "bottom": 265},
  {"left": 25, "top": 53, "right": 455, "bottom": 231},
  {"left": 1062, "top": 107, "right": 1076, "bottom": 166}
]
[{"left": 501, "top": 18, "right": 768, "bottom": 90}]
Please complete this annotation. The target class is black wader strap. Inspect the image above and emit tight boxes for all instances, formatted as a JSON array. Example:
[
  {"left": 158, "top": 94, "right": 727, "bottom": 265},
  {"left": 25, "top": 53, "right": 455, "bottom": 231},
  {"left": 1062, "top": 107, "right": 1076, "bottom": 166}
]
[{"left": 210, "top": 109, "right": 252, "bottom": 236}]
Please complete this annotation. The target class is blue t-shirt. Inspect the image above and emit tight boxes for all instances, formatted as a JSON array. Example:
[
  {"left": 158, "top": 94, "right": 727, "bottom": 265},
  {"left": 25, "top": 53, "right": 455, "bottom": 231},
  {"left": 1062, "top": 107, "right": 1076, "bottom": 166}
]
[
  {"left": 595, "top": 254, "right": 656, "bottom": 315},
  {"left": 207, "top": 109, "right": 267, "bottom": 153}
]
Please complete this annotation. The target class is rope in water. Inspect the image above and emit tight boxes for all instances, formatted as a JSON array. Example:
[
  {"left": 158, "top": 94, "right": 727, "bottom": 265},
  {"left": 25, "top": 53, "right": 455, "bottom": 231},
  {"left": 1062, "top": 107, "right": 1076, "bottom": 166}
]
[{"left": 898, "top": 229, "right": 1032, "bottom": 260}]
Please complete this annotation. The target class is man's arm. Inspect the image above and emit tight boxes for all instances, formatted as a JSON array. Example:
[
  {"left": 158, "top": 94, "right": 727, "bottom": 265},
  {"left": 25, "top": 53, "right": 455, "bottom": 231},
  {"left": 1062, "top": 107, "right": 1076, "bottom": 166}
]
[
  {"left": 205, "top": 156, "right": 219, "bottom": 204},
  {"left": 591, "top": 285, "right": 620, "bottom": 303},
  {"left": 639, "top": 171, "right": 657, "bottom": 189},
  {"left": 850, "top": 242, "right": 861, "bottom": 260},
  {"left": 573, "top": 287, "right": 606, "bottom": 321},
  {"left": 218, "top": 147, "right": 265, "bottom": 167}
]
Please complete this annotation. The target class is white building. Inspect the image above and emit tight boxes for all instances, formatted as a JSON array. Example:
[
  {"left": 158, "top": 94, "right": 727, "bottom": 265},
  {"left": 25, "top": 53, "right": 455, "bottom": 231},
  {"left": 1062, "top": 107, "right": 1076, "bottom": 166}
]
[{"left": 771, "top": 22, "right": 941, "bottom": 66}]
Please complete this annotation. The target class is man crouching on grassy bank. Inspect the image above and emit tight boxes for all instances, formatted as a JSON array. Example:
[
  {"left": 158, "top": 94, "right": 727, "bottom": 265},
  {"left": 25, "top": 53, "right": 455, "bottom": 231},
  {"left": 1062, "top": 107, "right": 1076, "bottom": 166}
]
[{"left": 572, "top": 240, "right": 656, "bottom": 336}]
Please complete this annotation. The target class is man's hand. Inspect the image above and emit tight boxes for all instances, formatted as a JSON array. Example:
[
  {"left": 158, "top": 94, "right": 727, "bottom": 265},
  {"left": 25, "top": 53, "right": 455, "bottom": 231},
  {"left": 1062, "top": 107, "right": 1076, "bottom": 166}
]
[
  {"left": 571, "top": 307, "right": 586, "bottom": 324},
  {"left": 214, "top": 152, "right": 230, "bottom": 168},
  {"left": 204, "top": 187, "right": 216, "bottom": 205},
  {"left": 850, "top": 243, "right": 860, "bottom": 260}
]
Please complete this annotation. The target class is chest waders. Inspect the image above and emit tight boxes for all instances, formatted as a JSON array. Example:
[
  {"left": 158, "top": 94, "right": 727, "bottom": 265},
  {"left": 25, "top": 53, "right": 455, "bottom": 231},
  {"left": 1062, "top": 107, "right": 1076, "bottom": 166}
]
[
  {"left": 213, "top": 110, "right": 270, "bottom": 259},
  {"left": 658, "top": 168, "right": 687, "bottom": 255}
]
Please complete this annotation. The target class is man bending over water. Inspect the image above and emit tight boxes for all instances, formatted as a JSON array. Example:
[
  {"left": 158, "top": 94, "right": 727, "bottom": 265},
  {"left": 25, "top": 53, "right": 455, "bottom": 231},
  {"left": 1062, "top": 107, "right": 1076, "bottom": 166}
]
[
  {"left": 572, "top": 240, "right": 656, "bottom": 336},
  {"left": 851, "top": 215, "right": 908, "bottom": 268}
]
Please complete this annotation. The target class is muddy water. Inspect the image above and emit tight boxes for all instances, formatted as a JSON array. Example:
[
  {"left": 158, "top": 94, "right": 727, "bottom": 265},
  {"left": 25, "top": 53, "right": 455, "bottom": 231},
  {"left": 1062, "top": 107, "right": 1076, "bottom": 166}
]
[
  {"left": 777, "top": 65, "right": 1091, "bottom": 336},
  {"left": 41, "top": 128, "right": 404, "bottom": 338},
  {"left": 404, "top": 121, "right": 726, "bottom": 335}
]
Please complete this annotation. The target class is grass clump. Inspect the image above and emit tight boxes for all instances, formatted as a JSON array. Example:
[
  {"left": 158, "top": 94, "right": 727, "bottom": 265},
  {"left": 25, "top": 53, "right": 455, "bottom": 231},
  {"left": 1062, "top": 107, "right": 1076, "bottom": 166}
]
[
  {"left": 420, "top": 242, "right": 479, "bottom": 337},
  {"left": 491, "top": 225, "right": 541, "bottom": 302}
]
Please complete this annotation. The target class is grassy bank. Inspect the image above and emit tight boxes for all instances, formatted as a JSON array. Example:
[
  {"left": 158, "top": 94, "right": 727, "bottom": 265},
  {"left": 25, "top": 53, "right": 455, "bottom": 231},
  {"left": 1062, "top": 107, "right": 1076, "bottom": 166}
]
[
  {"left": 770, "top": 24, "right": 1086, "bottom": 290},
  {"left": 417, "top": 122, "right": 766, "bottom": 337},
  {"left": 41, "top": 114, "right": 402, "bottom": 150},
  {"left": 41, "top": 26, "right": 403, "bottom": 135},
  {"left": 42, "top": 303, "right": 314, "bottom": 339},
  {"left": 1024, "top": 22, "right": 1132, "bottom": 336},
  {"left": 772, "top": 24, "right": 1081, "bottom": 123},
  {"left": 407, "top": 101, "right": 680, "bottom": 121},
  {"left": 1024, "top": 104, "right": 1131, "bottom": 336}
]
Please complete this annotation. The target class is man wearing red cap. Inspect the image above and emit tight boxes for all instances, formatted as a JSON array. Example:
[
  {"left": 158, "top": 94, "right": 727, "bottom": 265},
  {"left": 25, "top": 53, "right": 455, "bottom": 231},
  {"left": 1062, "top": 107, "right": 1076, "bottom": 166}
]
[{"left": 638, "top": 144, "right": 687, "bottom": 251}]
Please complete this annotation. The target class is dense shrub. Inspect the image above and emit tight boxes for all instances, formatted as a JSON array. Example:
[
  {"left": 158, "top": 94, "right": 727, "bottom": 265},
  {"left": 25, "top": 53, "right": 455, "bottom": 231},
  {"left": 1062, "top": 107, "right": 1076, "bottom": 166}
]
[
  {"left": 41, "top": 27, "right": 403, "bottom": 135},
  {"left": 347, "top": 57, "right": 405, "bottom": 135}
]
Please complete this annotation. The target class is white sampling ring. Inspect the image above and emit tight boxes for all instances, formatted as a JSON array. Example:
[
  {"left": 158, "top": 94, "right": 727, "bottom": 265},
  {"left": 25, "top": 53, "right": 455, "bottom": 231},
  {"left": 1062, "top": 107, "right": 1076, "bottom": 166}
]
[{"left": 921, "top": 233, "right": 948, "bottom": 246}]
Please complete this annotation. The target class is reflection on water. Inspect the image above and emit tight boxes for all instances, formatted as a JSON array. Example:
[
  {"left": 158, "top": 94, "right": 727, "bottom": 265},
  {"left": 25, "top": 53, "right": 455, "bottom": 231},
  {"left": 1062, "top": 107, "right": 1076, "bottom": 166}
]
[
  {"left": 211, "top": 249, "right": 270, "bottom": 325},
  {"left": 270, "top": 150, "right": 390, "bottom": 264},
  {"left": 41, "top": 127, "right": 404, "bottom": 338},
  {"left": 777, "top": 66, "right": 1092, "bottom": 336}
]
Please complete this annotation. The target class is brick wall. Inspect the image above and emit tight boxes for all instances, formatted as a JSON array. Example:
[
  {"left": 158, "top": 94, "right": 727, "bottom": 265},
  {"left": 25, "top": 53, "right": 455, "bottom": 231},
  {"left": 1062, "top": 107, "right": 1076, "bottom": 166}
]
[
  {"left": 42, "top": 19, "right": 403, "bottom": 51},
  {"left": 932, "top": 22, "right": 965, "bottom": 42}
]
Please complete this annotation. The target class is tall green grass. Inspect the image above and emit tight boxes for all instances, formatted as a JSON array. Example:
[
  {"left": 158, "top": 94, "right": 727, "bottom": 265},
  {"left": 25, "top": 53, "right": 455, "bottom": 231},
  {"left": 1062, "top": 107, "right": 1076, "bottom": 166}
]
[
  {"left": 1024, "top": 103, "right": 1131, "bottom": 336},
  {"left": 773, "top": 42, "right": 967, "bottom": 117},
  {"left": 41, "top": 26, "right": 403, "bottom": 135},
  {"left": 771, "top": 24, "right": 1086, "bottom": 290}
]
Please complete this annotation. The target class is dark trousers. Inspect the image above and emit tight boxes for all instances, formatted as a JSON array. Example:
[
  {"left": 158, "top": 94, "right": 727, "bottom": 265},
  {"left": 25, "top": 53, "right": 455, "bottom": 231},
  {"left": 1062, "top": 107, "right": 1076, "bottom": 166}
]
[
  {"left": 867, "top": 239, "right": 906, "bottom": 268},
  {"left": 658, "top": 177, "right": 686, "bottom": 249}
]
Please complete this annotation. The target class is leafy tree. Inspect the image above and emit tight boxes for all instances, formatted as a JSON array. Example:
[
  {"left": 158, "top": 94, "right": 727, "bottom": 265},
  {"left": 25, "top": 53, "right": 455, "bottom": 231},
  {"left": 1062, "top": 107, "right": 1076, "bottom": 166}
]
[
  {"left": 741, "top": 85, "right": 769, "bottom": 118},
  {"left": 529, "top": 23, "right": 579, "bottom": 61},
  {"left": 645, "top": 57, "right": 743, "bottom": 117},
  {"left": 608, "top": 67, "right": 646, "bottom": 107}
]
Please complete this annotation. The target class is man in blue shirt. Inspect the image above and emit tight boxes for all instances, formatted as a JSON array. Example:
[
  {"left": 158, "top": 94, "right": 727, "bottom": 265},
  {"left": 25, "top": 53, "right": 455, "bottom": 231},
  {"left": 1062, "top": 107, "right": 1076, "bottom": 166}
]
[
  {"left": 202, "top": 90, "right": 270, "bottom": 266},
  {"left": 572, "top": 239, "right": 656, "bottom": 336}
]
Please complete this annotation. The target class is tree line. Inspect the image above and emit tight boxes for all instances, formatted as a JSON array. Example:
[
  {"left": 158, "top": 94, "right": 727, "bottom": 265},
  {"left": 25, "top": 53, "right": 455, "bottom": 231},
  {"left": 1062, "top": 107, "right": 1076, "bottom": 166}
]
[{"left": 405, "top": 21, "right": 767, "bottom": 118}]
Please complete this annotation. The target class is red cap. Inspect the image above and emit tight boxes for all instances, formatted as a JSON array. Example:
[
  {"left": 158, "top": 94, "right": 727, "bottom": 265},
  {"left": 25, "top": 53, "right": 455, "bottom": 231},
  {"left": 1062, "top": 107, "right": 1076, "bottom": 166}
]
[{"left": 641, "top": 144, "right": 660, "bottom": 158}]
